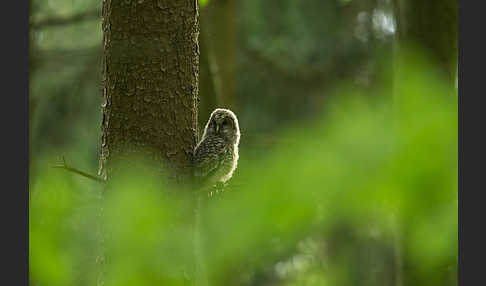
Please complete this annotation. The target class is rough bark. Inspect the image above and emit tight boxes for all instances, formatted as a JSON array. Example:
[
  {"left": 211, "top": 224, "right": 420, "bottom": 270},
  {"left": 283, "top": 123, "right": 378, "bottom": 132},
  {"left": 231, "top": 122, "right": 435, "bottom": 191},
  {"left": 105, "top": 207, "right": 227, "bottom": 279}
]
[
  {"left": 393, "top": 0, "right": 457, "bottom": 83},
  {"left": 98, "top": 1, "right": 200, "bottom": 285},
  {"left": 99, "top": 0, "right": 200, "bottom": 182}
]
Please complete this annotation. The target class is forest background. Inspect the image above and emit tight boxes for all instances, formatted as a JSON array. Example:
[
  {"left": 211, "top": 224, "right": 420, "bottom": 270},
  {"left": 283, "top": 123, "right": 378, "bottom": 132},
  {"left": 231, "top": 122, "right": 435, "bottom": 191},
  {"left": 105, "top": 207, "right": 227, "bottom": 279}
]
[{"left": 29, "top": 0, "right": 457, "bottom": 286}]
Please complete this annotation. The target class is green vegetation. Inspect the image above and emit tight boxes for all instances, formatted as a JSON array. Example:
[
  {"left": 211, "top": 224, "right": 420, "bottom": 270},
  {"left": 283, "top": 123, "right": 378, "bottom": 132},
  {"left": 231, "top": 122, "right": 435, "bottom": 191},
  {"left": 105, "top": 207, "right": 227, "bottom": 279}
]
[
  {"left": 30, "top": 55, "right": 457, "bottom": 285},
  {"left": 30, "top": 0, "right": 457, "bottom": 285}
]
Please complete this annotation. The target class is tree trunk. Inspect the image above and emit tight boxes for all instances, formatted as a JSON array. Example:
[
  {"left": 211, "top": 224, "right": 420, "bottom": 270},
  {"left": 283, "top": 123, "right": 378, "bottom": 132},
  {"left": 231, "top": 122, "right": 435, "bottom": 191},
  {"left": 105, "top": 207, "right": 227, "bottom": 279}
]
[
  {"left": 197, "top": 16, "right": 219, "bottom": 135},
  {"left": 203, "top": 0, "right": 238, "bottom": 109},
  {"left": 391, "top": 2, "right": 457, "bottom": 285},
  {"left": 393, "top": 0, "right": 457, "bottom": 83},
  {"left": 98, "top": 1, "right": 200, "bottom": 285},
  {"left": 99, "top": 0, "right": 200, "bottom": 182}
]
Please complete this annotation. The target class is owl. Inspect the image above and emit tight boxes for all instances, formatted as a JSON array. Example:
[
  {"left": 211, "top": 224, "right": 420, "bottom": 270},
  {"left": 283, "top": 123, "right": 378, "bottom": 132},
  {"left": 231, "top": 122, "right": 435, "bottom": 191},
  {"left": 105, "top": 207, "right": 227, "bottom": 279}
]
[{"left": 193, "top": 108, "right": 240, "bottom": 186}]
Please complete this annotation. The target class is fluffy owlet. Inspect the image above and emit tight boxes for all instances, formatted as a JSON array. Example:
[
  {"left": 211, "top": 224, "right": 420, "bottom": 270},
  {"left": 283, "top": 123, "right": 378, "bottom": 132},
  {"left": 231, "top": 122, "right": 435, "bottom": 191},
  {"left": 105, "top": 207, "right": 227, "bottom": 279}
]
[{"left": 193, "top": 108, "right": 240, "bottom": 186}]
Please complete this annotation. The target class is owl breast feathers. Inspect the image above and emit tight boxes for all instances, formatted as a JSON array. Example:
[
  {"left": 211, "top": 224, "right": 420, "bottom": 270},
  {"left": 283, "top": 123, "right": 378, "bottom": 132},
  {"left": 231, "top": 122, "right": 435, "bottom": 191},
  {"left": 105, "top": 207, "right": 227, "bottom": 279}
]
[{"left": 193, "top": 108, "right": 240, "bottom": 185}]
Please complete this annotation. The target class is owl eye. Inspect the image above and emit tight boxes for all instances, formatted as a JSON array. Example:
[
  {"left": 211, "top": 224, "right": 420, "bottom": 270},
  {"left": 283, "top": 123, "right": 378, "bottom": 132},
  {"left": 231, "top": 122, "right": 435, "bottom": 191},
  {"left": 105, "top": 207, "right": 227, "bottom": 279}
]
[{"left": 222, "top": 119, "right": 230, "bottom": 126}]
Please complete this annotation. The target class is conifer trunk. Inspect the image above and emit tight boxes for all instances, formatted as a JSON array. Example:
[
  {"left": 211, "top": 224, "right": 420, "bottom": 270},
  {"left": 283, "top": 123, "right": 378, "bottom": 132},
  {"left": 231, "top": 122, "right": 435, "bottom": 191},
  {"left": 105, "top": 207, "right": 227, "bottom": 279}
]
[
  {"left": 99, "top": 0, "right": 200, "bottom": 181},
  {"left": 97, "top": 1, "right": 200, "bottom": 285}
]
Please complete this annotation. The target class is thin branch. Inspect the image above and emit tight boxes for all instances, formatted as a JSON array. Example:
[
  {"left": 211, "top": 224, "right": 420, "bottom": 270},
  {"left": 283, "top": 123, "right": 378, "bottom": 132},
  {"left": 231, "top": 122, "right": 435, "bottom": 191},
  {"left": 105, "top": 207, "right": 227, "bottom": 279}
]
[
  {"left": 53, "top": 156, "right": 105, "bottom": 183},
  {"left": 31, "top": 9, "right": 101, "bottom": 30}
]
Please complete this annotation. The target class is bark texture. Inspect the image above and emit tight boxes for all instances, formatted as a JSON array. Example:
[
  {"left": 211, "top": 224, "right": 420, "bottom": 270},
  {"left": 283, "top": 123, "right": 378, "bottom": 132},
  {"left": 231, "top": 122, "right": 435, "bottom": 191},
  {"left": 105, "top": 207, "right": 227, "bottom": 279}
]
[{"left": 99, "top": 0, "right": 200, "bottom": 182}]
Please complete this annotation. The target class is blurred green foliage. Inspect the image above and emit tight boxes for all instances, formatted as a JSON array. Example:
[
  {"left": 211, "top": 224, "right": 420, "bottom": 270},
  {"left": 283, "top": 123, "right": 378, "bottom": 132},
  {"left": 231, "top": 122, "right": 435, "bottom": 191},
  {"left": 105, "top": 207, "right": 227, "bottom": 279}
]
[
  {"left": 199, "top": 0, "right": 210, "bottom": 8},
  {"left": 236, "top": 0, "right": 395, "bottom": 141},
  {"left": 30, "top": 55, "right": 457, "bottom": 286},
  {"left": 29, "top": 0, "right": 398, "bottom": 174},
  {"left": 30, "top": 0, "right": 457, "bottom": 285},
  {"left": 30, "top": 0, "right": 102, "bottom": 181}
]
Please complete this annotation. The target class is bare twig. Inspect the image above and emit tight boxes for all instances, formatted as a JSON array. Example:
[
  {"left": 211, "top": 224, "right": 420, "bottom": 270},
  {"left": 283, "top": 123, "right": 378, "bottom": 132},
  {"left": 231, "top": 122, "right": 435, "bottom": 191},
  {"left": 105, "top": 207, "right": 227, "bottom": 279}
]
[
  {"left": 31, "top": 9, "right": 101, "bottom": 30},
  {"left": 53, "top": 156, "right": 105, "bottom": 183}
]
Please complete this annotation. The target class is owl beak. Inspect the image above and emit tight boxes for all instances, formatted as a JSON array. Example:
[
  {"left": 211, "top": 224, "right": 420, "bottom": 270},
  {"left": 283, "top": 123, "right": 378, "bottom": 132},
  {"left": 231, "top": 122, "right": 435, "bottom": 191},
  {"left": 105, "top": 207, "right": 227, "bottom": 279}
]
[{"left": 216, "top": 125, "right": 220, "bottom": 133}]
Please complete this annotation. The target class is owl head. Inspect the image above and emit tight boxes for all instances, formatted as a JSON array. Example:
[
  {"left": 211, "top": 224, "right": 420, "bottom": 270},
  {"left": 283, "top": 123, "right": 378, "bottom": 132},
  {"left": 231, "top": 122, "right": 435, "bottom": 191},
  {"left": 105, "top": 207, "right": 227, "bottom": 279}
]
[{"left": 203, "top": 108, "right": 240, "bottom": 144}]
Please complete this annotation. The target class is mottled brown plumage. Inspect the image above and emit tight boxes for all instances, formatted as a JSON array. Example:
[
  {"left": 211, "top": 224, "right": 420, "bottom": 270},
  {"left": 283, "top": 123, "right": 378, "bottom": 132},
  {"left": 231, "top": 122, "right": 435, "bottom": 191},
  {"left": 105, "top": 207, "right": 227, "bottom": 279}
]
[{"left": 193, "top": 108, "right": 240, "bottom": 186}]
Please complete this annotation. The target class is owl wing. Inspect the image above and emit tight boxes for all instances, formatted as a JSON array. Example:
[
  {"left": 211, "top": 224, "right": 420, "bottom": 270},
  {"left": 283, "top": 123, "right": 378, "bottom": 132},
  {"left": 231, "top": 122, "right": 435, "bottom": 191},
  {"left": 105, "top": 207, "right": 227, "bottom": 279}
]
[{"left": 193, "top": 136, "right": 227, "bottom": 180}]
